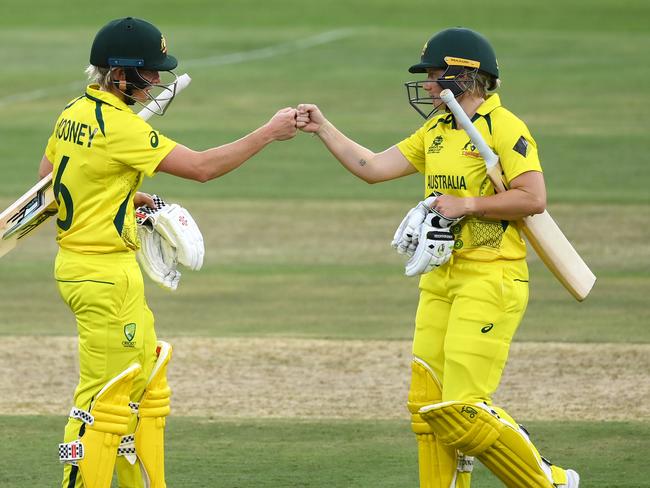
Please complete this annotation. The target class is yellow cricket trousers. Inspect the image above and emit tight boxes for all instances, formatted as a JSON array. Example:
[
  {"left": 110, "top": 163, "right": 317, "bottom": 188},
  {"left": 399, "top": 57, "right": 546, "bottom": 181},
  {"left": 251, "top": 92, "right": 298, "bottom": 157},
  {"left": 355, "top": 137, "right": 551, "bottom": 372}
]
[
  {"left": 413, "top": 256, "right": 529, "bottom": 404},
  {"left": 55, "top": 248, "right": 158, "bottom": 488}
]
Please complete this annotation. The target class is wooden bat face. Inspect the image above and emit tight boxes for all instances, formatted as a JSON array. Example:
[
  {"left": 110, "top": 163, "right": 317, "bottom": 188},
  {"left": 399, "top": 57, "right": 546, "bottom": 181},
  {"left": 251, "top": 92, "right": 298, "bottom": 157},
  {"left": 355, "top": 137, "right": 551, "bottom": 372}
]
[{"left": 0, "top": 174, "right": 56, "bottom": 258}]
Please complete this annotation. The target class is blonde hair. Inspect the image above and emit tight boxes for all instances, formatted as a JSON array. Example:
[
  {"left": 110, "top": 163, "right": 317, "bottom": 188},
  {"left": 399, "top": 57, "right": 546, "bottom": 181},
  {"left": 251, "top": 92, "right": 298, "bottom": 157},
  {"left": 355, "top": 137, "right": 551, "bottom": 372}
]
[
  {"left": 470, "top": 72, "right": 501, "bottom": 97},
  {"left": 84, "top": 65, "right": 113, "bottom": 90}
]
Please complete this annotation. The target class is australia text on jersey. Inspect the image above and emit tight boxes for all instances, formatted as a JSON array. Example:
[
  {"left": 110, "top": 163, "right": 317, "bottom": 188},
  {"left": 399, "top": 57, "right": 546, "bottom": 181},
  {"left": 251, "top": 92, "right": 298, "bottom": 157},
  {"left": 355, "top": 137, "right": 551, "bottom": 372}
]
[{"left": 427, "top": 174, "right": 467, "bottom": 191}]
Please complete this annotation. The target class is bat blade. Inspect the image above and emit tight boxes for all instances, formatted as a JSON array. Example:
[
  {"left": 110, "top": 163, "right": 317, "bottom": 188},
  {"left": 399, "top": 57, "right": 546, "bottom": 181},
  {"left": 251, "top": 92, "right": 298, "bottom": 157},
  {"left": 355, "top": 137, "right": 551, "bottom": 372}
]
[
  {"left": 523, "top": 212, "right": 596, "bottom": 301},
  {"left": 0, "top": 174, "right": 55, "bottom": 258}
]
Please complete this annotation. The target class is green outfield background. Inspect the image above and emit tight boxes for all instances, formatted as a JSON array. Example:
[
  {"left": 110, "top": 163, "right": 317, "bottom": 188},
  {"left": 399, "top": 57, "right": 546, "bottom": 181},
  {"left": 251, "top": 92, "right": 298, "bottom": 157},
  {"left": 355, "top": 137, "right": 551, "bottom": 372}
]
[{"left": 1, "top": 0, "right": 649, "bottom": 486}]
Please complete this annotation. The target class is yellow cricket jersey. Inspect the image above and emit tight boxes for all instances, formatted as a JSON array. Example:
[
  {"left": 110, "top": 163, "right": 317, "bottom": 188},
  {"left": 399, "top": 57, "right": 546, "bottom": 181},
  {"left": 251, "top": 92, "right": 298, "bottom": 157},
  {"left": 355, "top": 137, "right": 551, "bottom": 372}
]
[
  {"left": 396, "top": 94, "right": 542, "bottom": 261},
  {"left": 44, "top": 85, "right": 177, "bottom": 254}
]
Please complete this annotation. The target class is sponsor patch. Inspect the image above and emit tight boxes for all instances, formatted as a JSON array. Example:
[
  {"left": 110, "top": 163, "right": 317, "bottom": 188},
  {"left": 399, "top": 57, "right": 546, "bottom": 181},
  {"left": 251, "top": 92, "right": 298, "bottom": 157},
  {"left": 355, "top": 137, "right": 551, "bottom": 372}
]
[
  {"left": 513, "top": 136, "right": 529, "bottom": 157},
  {"left": 462, "top": 139, "right": 481, "bottom": 159},
  {"left": 149, "top": 130, "right": 159, "bottom": 148}
]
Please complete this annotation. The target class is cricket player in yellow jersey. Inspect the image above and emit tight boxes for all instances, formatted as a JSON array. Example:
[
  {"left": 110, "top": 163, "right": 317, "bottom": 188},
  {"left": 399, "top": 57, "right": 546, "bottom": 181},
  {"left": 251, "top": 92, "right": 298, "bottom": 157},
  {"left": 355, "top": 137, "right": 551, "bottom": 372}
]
[
  {"left": 297, "top": 28, "right": 580, "bottom": 488},
  {"left": 38, "top": 17, "right": 297, "bottom": 488}
]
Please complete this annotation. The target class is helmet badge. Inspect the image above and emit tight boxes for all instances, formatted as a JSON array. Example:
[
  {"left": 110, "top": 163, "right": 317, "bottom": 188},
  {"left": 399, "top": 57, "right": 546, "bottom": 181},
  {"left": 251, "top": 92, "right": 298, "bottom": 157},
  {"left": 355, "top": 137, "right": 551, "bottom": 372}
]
[
  {"left": 161, "top": 35, "right": 168, "bottom": 54},
  {"left": 444, "top": 56, "right": 480, "bottom": 69}
]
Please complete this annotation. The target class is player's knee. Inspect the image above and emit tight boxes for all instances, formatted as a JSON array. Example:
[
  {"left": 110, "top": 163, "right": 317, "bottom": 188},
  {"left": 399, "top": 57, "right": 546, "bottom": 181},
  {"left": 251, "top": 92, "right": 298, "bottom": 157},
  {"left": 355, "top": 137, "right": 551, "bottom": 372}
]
[
  {"left": 407, "top": 357, "right": 442, "bottom": 435},
  {"left": 419, "top": 401, "right": 503, "bottom": 456}
]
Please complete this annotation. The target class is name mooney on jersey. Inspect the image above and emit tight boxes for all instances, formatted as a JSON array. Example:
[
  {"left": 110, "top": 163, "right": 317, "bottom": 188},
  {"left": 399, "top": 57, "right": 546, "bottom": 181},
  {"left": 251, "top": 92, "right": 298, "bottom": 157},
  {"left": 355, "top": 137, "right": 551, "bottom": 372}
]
[{"left": 55, "top": 118, "right": 100, "bottom": 147}]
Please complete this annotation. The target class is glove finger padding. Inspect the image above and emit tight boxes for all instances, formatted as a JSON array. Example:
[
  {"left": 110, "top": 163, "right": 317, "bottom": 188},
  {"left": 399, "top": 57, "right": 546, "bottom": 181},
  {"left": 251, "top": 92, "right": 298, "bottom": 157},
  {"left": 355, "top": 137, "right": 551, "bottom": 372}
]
[
  {"left": 135, "top": 195, "right": 204, "bottom": 290},
  {"left": 153, "top": 204, "right": 204, "bottom": 270},
  {"left": 137, "top": 226, "right": 181, "bottom": 291},
  {"left": 391, "top": 197, "right": 436, "bottom": 255},
  {"left": 404, "top": 213, "right": 455, "bottom": 277}
]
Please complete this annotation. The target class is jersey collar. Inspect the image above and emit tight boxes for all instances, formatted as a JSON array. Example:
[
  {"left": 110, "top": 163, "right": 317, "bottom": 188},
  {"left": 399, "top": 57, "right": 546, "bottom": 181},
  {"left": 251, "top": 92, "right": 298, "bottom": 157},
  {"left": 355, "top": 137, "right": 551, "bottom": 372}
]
[
  {"left": 475, "top": 93, "right": 501, "bottom": 116},
  {"left": 85, "top": 84, "right": 132, "bottom": 112}
]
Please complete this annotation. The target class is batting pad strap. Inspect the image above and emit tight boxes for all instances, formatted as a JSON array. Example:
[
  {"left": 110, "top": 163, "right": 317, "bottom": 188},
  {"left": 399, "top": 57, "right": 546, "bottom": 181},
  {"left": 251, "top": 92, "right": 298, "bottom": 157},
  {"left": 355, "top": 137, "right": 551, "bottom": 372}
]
[
  {"left": 457, "top": 454, "right": 474, "bottom": 473},
  {"left": 69, "top": 407, "right": 94, "bottom": 426},
  {"left": 59, "top": 440, "right": 84, "bottom": 463},
  {"left": 117, "top": 434, "right": 138, "bottom": 465}
]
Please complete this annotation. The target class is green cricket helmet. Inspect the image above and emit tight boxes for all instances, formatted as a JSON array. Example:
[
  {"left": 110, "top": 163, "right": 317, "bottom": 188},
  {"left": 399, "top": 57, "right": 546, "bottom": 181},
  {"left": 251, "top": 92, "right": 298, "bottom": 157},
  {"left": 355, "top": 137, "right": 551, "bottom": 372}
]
[
  {"left": 90, "top": 17, "right": 177, "bottom": 71},
  {"left": 89, "top": 17, "right": 178, "bottom": 115},
  {"left": 405, "top": 28, "right": 499, "bottom": 119}
]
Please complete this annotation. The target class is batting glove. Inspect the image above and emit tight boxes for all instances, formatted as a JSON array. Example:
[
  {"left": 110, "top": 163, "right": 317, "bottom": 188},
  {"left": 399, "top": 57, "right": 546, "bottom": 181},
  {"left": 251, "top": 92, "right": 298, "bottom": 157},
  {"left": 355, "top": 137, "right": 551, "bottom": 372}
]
[
  {"left": 404, "top": 213, "right": 455, "bottom": 276},
  {"left": 392, "top": 196, "right": 460, "bottom": 257},
  {"left": 136, "top": 195, "right": 204, "bottom": 290}
]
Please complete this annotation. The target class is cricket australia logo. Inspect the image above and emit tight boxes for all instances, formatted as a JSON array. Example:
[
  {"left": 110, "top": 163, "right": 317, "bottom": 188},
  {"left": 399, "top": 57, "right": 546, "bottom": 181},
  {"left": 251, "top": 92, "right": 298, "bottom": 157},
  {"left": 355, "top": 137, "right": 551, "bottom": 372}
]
[
  {"left": 427, "top": 135, "right": 444, "bottom": 154},
  {"left": 123, "top": 323, "right": 137, "bottom": 348}
]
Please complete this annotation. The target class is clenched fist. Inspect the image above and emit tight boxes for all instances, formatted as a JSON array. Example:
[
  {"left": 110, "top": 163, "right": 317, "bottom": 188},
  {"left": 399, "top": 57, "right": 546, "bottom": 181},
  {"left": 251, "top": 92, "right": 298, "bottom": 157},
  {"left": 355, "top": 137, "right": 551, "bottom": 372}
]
[
  {"left": 265, "top": 107, "right": 298, "bottom": 141},
  {"left": 296, "top": 103, "right": 326, "bottom": 134}
]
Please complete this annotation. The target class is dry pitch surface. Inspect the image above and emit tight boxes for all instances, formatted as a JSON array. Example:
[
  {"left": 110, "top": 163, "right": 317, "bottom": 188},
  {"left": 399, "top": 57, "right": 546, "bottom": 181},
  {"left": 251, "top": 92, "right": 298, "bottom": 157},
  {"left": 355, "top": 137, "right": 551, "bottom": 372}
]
[{"left": 2, "top": 337, "right": 648, "bottom": 421}]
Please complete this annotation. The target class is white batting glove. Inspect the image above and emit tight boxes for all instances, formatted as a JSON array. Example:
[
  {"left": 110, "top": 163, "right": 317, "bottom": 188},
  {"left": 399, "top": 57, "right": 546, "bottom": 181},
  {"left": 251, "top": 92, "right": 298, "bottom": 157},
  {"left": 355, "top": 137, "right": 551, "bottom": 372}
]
[
  {"left": 137, "top": 228, "right": 182, "bottom": 290},
  {"left": 392, "top": 196, "right": 461, "bottom": 257},
  {"left": 391, "top": 196, "right": 436, "bottom": 256},
  {"left": 135, "top": 195, "right": 204, "bottom": 291},
  {"left": 404, "top": 213, "right": 456, "bottom": 276},
  {"left": 152, "top": 204, "right": 204, "bottom": 270}
]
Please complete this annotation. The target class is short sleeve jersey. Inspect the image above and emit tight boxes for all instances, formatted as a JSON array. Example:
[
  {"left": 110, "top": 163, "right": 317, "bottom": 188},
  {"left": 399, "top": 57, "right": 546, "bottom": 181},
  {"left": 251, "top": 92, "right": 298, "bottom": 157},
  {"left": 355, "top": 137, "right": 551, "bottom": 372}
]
[
  {"left": 44, "top": 85, "right": 177, "bottom": 254},
  {"left": 396, "top": 94, "right": 541, "bottom": 261}
]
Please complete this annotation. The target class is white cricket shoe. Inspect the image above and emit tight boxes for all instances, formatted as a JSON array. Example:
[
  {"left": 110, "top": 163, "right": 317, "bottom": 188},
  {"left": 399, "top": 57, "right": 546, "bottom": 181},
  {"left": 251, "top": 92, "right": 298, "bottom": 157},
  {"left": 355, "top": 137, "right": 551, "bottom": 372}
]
[{"left": 557, "top": 469, "right": 580, "bottom": 487}]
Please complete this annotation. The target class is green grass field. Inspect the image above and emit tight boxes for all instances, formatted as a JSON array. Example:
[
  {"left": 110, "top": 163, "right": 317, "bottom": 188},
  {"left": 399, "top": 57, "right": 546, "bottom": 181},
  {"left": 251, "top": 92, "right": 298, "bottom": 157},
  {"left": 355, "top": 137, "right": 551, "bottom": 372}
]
[
  {"left": 1, "top": 0, "right": 649, "bottom": 486},
  {"left": 1, "top": 416, "right": 649, "bottom": 487}
]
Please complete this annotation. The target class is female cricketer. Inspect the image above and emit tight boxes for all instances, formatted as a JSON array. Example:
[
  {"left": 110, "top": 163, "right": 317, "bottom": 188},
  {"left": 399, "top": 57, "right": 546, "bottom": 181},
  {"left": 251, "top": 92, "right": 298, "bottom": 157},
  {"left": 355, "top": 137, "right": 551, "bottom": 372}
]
[
  {"left": 39, "top": 17, "right": 297, "bottom": 488},
  {"left": 296, "top": 27, "right": 580, "bottom": 488}
]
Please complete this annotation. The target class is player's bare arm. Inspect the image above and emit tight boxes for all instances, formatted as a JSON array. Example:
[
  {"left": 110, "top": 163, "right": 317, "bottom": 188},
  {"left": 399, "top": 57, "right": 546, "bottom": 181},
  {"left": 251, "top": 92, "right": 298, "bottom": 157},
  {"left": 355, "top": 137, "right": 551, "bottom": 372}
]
[
  {"left": 432, "top": 170, "right": 547, "bottom": 220},
  {"left": 38, "top": 155, "right": 52, "bottom": 179},
  {"left": 296, "top": 103, "right": 416, "bottom": 183},
  {"left": 157, "top": 107, "right": 297, "bottom": 181}
]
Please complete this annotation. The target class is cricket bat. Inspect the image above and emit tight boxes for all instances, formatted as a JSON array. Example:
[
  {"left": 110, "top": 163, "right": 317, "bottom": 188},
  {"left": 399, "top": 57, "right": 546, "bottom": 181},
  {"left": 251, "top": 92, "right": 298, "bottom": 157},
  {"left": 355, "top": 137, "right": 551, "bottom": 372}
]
[
  {"left": 439, "top": 89, "right": 596, "bottom": 301},
  {"left": 0, "top": 73, "right": 192, "bottom": 258}
]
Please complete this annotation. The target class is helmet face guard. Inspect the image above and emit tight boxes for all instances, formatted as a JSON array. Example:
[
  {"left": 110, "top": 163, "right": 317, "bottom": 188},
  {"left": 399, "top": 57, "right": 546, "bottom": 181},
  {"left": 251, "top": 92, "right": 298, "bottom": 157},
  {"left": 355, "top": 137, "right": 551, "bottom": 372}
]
[
  {"left": 404, "top": 79, "right": 442, "bottom": 120},
  {"left": 112, "top": 66, "right": 178, "bottom": 115},
  {"left": 405, "top": 61, "right": 480, "bottom": 119}
]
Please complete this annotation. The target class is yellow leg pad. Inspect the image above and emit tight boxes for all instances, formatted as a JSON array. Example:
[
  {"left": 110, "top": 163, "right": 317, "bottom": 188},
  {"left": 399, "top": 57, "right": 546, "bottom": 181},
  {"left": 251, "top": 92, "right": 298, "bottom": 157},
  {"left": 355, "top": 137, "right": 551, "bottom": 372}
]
[
  {"left": 135, "top": 341, "right": 172, "bottom": 488},
  {"left": 420, "top": 402, "right": 556, "bottom": 488},
  {"left": 77, "top": 363, "right": 142, "bottom": 488},
  {"left": 407, "top": 359, "right": 472, "bottom": 488}
]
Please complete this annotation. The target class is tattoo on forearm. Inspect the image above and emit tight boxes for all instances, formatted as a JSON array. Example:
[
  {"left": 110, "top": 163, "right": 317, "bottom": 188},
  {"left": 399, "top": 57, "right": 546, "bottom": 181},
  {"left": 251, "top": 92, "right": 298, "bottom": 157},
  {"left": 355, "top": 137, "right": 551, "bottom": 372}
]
[{"left": 358, "top": 159, "right": 367, "bottom": 166}]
